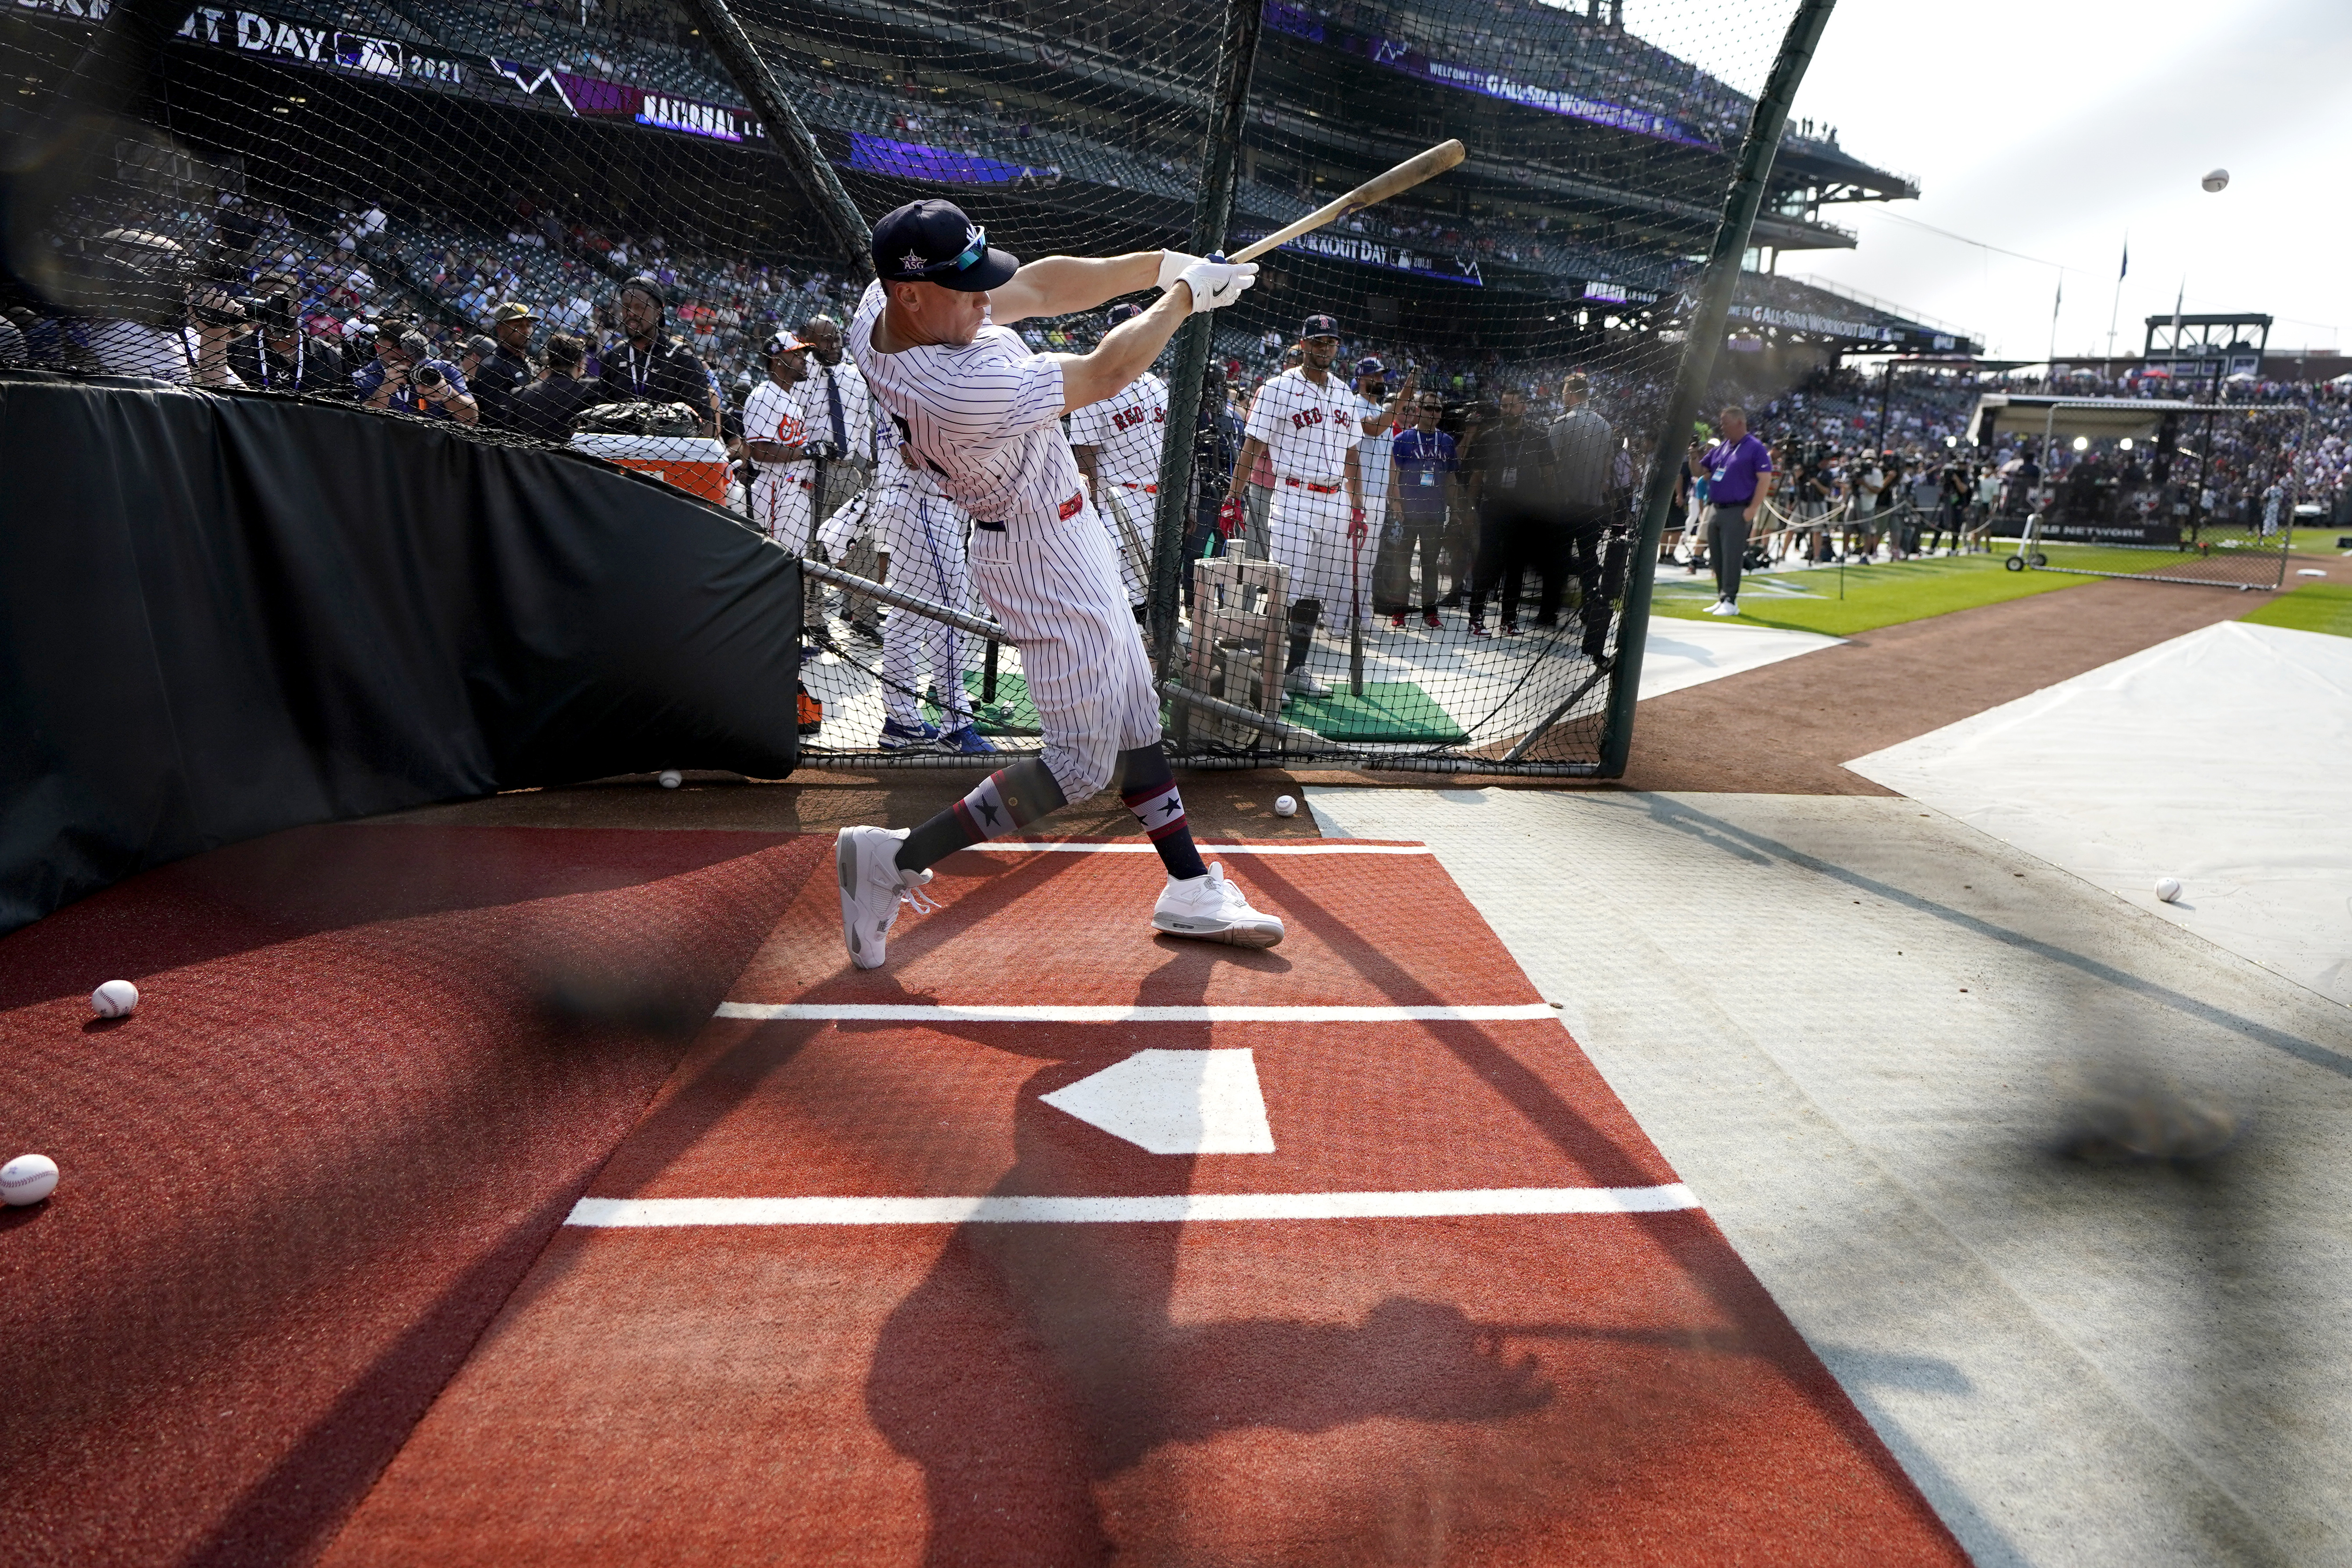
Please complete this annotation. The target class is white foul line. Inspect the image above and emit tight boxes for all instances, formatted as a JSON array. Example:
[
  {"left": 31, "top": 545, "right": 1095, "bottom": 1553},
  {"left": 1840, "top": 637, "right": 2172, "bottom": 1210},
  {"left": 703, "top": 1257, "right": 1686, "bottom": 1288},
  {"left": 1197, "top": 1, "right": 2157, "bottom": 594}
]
[
  {"left": 957, "top": 842, "right": 1430, "bottom": 855},
  {"left": 714, "top": 1002, "right": 1557, "bottom": 1023},
  {"left": 566, "top": 1185, "right": 1699, "bottom": 1227}
]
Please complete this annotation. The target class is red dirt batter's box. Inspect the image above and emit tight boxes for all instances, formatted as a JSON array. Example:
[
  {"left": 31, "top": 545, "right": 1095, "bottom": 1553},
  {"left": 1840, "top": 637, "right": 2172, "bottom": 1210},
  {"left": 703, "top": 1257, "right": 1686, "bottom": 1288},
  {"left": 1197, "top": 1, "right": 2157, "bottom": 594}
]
[{"left": 320, "top": 843, "right": 1966, "bottom": 1566}]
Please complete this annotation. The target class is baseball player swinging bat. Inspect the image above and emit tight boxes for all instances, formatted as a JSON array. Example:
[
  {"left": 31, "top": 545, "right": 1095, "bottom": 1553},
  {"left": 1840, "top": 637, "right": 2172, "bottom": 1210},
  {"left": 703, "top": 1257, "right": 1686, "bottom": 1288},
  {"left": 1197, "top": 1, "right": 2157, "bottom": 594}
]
[{"left": 832, "top": 199, "right": 1280, "bottom": 970}]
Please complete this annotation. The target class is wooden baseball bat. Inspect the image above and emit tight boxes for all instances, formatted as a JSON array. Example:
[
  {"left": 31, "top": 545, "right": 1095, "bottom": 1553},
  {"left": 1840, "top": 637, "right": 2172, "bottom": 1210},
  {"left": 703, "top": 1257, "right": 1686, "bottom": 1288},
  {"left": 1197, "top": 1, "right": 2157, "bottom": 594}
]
[{"left": 1228, "top": 139, "right": 1467, "bottom": 265}]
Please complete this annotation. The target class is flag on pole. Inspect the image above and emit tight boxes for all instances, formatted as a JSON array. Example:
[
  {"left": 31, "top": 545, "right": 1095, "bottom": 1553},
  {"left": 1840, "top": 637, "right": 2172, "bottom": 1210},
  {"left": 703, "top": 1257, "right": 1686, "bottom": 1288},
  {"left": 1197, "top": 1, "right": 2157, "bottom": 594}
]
[{"left": 2119, "top": 239, "right": 2128, "bottom": 279}]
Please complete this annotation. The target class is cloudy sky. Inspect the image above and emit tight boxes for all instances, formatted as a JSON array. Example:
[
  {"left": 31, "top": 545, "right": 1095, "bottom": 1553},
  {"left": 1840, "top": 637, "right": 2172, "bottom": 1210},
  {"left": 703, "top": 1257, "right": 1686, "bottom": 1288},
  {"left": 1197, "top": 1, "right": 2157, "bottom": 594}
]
[
  {"left": 1620, "top": 0, "right": 2351, "bottom": 359},
  {"left": 1778, "top": 0, "right": 2352, "bottom": 359}
]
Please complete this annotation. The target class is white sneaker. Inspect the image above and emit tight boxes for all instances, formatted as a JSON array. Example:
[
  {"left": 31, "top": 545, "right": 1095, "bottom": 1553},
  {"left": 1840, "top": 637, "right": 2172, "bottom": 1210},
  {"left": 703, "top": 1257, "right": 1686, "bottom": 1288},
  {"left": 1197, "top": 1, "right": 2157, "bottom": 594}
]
[
  {"left": 1704, "top": 599, "right": 1737, "bottom": 616},
  {"left": 836, "top": 826, "right": 936, "bottom": 970},
  {"left": 1152, "top": 863, "right": 1285, "bottom": 948},
  {"left": 1284, "top": 666, "right": 1333, "bottom": 698}
]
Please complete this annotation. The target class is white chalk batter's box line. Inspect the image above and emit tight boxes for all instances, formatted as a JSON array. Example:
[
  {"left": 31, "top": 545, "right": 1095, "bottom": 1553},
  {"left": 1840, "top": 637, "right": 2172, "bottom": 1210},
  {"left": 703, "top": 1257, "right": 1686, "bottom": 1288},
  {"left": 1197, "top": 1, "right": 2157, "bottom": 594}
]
[
  {"left": 715, "top": 1003, "right": 1560, "bottom": 1023},
  {"left": 957, "top": 842, "right": 1431, "bottom": 855},
  {"left": 566, "top": 1186, "right": 1700, "bottom": 1227}
]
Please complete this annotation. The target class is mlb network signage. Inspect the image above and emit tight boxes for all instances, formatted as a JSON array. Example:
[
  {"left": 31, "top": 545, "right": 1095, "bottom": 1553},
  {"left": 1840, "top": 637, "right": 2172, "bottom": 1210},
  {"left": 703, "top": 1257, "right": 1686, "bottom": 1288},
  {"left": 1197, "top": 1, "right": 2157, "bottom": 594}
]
[
  {"left": 1261, "top": 1, "right": 1714, "bottom": 149},
  {"left": 491, "top": 60, "right": 764, "bottom": 143}
]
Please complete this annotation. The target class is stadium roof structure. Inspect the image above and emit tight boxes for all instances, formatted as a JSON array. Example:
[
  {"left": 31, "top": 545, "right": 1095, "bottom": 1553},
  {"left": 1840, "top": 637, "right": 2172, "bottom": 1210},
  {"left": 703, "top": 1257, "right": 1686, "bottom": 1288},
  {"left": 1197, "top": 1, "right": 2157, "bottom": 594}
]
[
  {"left": 1967, "top": 394, "right": 2234, "bottom": 444},
  {"left": 9, "top": 0, "right": 1949, "bottom": 357},
  {"left": 1726, "top": 273, "right": 1981, "bottom": 356}
]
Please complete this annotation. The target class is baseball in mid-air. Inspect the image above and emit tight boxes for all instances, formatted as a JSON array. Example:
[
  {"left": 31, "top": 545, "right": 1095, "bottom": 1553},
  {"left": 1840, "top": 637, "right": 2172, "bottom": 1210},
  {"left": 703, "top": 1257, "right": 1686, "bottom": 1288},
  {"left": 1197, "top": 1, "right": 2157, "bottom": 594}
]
[
  {"left": 1273, "top": 794, "right": 1298, "bottom": 817},
  {"left": 2201, "top": 169, "right": 2229, "bottom": 193},
  {"left": 90, "top": 979, "right": 139, "bottom": 1017},
  {"left": 1, "top": 1154, "right": 60, "bottom": 1206},
  {"left": 658, "top": 770, "right": 683, "bottom": 789},
  {"left": 2155, "top": 876, "right": 2183, "bottom": 903}
]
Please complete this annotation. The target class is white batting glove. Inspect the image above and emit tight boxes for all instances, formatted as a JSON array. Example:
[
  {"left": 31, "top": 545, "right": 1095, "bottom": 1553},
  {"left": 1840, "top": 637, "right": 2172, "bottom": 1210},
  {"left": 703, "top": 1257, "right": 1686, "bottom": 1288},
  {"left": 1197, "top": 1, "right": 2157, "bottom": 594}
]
[
  {"left": 1177, "top": 255, "right": 1257, "bottom": 314},
  {"left": 1156, "top": 249, "right": 1204, "bottom": 292}
]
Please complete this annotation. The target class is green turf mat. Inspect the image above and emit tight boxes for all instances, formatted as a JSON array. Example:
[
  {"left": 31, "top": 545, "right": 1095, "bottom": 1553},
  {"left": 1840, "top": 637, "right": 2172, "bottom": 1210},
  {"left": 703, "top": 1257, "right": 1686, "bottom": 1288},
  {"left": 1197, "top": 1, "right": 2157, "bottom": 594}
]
[
  {"left": 1647, "top": 554, "right": 2092, "bottom": 637},
  {"left": 2239, "top": 581, "right": 2352, "bottom": 640},
  {"left": 1277, "top": 680, "right": 1467, "bottom": 743},
  {"left": 930, "top": 669, "right": 1461, "bottom": 744},
  {"left": 918, "top": 671, "right": 1042, "bottom": 737}
]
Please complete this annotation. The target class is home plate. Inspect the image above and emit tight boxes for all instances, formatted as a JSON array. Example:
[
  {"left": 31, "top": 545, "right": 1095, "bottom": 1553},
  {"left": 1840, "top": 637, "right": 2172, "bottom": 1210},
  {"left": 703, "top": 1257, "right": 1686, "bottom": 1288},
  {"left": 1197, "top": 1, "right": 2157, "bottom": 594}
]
[{"left": 1039, "top": 1048, "right": 1276, "bottom": 1154}]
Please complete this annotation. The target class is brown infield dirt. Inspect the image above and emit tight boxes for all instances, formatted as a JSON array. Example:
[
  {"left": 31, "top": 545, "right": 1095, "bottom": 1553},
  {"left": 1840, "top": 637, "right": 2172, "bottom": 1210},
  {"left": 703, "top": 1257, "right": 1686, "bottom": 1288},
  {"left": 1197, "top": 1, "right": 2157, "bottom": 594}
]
[{"left": 383, "top": 573, "right": 2261, "bottom": 835}]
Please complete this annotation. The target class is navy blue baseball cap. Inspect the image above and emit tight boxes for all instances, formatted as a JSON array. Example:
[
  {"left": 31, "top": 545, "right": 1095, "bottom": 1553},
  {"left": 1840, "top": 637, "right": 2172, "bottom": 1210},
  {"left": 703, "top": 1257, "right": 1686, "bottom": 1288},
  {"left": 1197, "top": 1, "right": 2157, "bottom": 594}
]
[
  {"left": 1354, "top": 356, "right": 1385, "bottom": 376},
  {"left": 1105, "top": 302, "right": 1144, "bottom": 329},
  {"left": 872, "top": 199, "right": 1019, "bottom": 292},
  {"left": 1300, "top": 314, "right": 1340, "bottom": 340}
]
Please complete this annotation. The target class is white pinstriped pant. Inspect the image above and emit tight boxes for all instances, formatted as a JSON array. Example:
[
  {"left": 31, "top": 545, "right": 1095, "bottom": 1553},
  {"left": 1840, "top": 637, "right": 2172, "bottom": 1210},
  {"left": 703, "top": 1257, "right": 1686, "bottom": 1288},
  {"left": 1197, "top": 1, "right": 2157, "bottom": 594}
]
[
  {"left": 874, "top": 485, "right": 974, "bottom": 731},
  {"left": 968, "top": 506, "right": 1161, "bottom": 799}
]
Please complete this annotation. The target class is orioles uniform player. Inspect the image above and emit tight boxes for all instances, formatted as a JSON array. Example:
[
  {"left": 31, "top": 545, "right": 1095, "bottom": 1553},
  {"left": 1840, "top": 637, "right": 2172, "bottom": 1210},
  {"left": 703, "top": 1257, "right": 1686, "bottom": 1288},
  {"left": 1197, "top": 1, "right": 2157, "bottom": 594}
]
[
  {"left": 1224, "top": 315, "right": 1368, "bottom": 700},
  {"left": 827, "top": 413, "right": 996, "bottom": 753},
  {"left": 742, "top": 331, "right": 819, "bottom": 550},
  {"left": 834, "top": 198, "right": 1274, "bottom": 969},
  {"left": 1066, "top": 300, "right": 1167, "bottom": 611}
]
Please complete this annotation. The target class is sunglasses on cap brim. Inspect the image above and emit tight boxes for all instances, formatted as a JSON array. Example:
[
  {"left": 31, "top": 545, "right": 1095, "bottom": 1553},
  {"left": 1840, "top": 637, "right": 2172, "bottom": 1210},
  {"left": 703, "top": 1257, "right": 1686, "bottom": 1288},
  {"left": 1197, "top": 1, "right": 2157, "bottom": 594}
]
[{"left": 904, "top": 226, "right": 992, "bottom": 278}]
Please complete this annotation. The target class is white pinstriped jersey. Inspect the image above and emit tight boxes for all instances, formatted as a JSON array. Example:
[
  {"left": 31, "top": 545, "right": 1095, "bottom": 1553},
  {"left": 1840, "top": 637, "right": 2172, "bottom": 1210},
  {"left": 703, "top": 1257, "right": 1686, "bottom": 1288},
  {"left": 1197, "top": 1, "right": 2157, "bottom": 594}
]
[
  {"left": 740, "top": 377, "right": 809, "bottom": 476},
  {"left": 871, "top": 403, "right": 947, "bottom": 502},
  {"left": 848, "top": 279, "right": 1083, "bottom": 530},
  {"left": 1245, "top": 367, "right": 1362, "bottom": 483},
  {"left": 1066, "top": 370, "right": 1167, "bottom": 489},
  {"left": 1356, "top": 391, "right": 1397, "bottom": 517}
]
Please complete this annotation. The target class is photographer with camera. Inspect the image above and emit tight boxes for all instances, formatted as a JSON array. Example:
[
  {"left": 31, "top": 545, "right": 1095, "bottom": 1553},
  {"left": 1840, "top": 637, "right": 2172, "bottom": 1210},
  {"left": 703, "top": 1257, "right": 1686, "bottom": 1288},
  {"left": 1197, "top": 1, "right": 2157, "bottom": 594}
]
[
  {"left": 362, "top": 329, "right": 479, "bottom": 424},
  {"left": 82, "top": 228, "right": 245, "bottom": 387}
]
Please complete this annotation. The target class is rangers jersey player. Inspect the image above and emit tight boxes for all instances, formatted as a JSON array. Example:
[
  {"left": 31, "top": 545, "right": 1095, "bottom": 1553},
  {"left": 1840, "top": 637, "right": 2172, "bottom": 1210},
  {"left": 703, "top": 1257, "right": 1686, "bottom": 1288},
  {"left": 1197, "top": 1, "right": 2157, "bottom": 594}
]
[
  {"left": 833, "top": 198, "right": 1275, "bottom": 968},
  {"left": 826, "top": 414, "right": 996, "bottom": 754},
  {"left": 1067, "top": 300, "right": 1168, "bottom": 610}
]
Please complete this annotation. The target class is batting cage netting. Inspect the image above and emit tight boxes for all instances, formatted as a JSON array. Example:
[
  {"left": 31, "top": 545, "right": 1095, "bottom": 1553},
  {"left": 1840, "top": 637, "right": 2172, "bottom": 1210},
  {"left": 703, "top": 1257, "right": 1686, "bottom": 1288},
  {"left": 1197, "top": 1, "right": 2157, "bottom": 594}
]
[{"left": 2, "top": 0, "right": 1827, "bottom": 774}]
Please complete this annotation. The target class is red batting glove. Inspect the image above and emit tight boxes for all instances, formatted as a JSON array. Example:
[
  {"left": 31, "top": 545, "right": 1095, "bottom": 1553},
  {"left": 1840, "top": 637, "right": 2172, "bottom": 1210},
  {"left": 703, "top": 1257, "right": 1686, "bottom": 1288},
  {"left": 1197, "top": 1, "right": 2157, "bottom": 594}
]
[
  {"left": 1217, "top": 495, "right": 1245, "bottom": 538},
  {"left": 1348, "top": 506, "right": 1369, "bottom": 546}
]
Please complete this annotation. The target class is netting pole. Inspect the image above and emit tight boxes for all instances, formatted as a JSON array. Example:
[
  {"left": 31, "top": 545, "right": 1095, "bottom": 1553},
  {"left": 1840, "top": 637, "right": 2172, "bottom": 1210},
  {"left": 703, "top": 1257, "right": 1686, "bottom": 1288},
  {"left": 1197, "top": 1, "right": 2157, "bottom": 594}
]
[
  {"left": 1146, "top": 0, "right": 1264, "bottom": 679},
  {"left": 1596, "top": 0, "right": 1836, "bottom": 778},
  {"left": 671, "top": 0, "right": 872, "bottom": 273}
]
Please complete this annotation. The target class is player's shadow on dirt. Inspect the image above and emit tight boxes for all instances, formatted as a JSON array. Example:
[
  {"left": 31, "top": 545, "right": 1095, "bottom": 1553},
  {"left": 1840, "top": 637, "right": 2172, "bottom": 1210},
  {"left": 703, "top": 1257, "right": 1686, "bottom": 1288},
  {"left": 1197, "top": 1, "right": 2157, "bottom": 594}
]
[{"left": 864, "top": 1076, "right": 1555, "bottom": 1565}]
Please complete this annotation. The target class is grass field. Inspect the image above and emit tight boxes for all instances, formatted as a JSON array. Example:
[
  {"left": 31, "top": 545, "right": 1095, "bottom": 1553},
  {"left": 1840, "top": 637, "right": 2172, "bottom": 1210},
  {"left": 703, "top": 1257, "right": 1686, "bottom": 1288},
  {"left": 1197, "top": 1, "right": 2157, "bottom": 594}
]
[
  {"left": 1648, "top": 554, "right": 2093, "bottom": 637},
  {"left": 2239, "top": 581, "right": 2352, "bottom": 639}
]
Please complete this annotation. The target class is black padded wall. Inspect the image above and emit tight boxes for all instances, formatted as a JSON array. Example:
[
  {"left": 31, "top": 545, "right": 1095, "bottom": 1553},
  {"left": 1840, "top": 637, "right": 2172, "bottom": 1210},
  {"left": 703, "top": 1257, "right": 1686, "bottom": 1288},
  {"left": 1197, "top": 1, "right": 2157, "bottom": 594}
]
[{"left": 0, "top": 372, "right": 801, "bottom": 934}]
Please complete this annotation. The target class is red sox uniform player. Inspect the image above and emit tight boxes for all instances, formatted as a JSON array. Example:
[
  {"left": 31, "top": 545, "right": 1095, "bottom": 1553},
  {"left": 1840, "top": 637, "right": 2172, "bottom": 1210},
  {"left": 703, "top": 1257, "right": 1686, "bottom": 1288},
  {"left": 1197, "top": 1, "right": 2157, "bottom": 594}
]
[
  {"left": 834, "top": 198, "right": 1275, "bottom": 968},
  {"left": 1228, "top": 315, "right": 1368, "bottom": 701}
]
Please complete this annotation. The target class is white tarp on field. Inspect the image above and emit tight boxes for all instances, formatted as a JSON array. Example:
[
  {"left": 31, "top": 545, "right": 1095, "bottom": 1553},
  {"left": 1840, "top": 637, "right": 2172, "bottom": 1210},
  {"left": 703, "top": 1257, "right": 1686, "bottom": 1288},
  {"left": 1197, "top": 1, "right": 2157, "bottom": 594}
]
[
  {"left": 1848, "top": 619, "right": 2352, "bottom": 1005},
  {"left": 1636, "top": 616, "right": 1841, "bottom": 701}
]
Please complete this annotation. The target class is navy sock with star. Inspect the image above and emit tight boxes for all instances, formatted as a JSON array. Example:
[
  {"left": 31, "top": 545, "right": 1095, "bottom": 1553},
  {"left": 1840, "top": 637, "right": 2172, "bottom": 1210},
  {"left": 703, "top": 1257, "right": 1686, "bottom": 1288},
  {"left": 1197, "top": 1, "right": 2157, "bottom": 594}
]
[
  {"left": 895, "top": 756, "right": 1068, "bottom": 874},
  {"left": 1118, "top": 744, "right": 1209, "bottom": 882}
]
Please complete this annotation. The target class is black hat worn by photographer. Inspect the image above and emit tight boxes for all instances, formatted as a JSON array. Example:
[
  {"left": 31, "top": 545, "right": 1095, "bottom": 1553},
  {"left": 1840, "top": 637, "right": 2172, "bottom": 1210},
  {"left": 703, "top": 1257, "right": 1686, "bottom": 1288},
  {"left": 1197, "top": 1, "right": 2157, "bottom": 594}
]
[{"left": 871, "top": 200, "right": 1018, "bottom": 292}]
